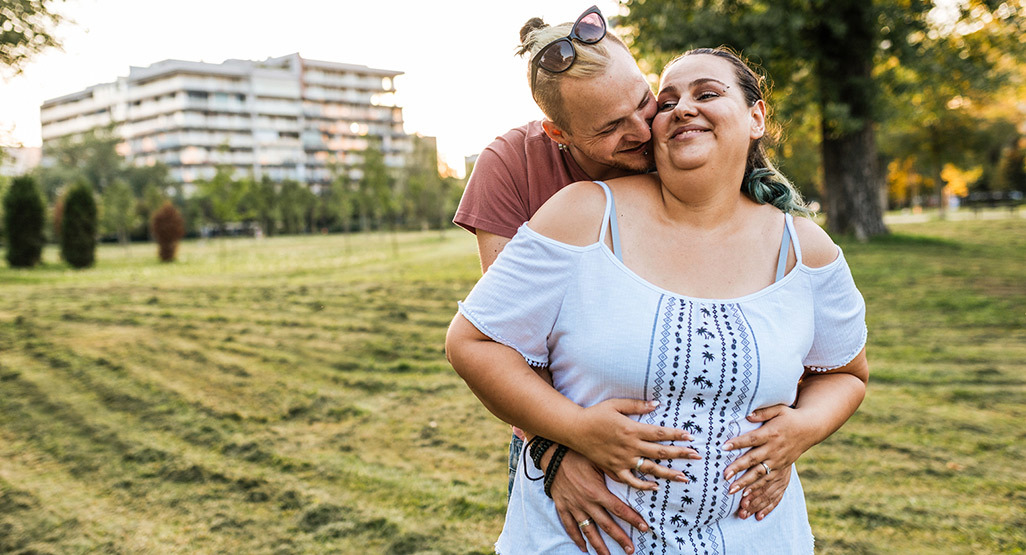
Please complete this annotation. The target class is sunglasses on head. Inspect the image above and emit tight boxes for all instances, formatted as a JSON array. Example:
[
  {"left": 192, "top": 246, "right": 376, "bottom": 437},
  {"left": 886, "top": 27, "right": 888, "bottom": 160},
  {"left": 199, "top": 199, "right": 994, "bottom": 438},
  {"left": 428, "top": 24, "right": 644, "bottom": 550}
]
[{"left": 530, "top": 5, "right": 607, "bottom": 95}]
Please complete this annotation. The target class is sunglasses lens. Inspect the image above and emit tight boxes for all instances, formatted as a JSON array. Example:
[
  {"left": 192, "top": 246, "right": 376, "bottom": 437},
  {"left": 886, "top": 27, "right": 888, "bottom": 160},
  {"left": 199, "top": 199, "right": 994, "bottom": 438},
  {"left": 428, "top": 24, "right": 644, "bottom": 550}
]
[
  {"left": 538, "top": 39, "right": 575, "bottom": 73},
  {"left": 575, "top": 12, "right": 605, "bottom": 43}
]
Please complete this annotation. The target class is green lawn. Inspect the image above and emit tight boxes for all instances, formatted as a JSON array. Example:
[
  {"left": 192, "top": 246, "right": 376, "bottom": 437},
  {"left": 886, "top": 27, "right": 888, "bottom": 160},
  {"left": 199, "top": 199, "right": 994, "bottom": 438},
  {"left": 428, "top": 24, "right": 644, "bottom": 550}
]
[{"left": 0, "top": 218, "right": 1023, "bottom": 554}]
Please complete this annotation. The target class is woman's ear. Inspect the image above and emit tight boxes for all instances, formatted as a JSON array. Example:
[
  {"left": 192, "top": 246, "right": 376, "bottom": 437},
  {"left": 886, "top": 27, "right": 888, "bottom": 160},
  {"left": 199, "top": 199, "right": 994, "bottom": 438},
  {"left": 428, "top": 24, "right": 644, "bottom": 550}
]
[{"left": 750, "top": 100, "right": 767, "bottom": 140}]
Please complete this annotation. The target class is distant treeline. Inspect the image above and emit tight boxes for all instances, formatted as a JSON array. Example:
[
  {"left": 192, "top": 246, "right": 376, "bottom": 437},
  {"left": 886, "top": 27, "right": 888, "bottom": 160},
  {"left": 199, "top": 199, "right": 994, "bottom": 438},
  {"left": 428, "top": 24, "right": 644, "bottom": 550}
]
[{"left": 1, "top": 127, "right": 465, "bottom": 245}]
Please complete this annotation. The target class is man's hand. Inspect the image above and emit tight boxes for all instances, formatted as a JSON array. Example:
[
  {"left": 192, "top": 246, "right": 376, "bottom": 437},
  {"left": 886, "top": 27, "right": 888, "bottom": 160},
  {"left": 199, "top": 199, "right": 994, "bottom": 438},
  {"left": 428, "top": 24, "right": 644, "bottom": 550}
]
[{"left": 549, "top": 450, "right": 647, "bottom": 555}]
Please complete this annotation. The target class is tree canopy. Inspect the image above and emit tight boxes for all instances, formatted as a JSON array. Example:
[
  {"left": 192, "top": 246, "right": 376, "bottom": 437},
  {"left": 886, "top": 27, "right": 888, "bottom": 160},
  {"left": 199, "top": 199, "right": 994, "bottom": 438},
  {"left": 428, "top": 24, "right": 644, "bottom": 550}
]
[
  {"left": 0, "top": 0, "right": 65, "bottom": 76},
  {"left": 618, "top": 0, "right": 1026, "bottom": 236}
]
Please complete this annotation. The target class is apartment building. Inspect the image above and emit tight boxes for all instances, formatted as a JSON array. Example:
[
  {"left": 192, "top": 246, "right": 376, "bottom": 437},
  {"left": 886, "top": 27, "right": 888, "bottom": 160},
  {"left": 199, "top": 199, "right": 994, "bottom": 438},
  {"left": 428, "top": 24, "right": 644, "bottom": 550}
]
[{"left": 39, "top": 53, "right": 409, "bottom": 187}]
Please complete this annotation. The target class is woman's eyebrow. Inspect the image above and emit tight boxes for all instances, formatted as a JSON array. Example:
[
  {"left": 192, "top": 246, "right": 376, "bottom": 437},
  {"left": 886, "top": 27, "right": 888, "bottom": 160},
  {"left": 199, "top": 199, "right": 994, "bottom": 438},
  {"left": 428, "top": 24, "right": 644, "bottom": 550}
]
[
  {"left": 688, "top": 77, "right": 728, "bottom": 89},
  {"left": 658, "top": 77, "right": 728, "bottom": 97}
]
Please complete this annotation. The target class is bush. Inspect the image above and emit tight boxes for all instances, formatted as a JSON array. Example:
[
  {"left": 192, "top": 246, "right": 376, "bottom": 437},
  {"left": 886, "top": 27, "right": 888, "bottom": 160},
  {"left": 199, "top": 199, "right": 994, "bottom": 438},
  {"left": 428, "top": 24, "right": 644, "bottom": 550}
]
[
  {"left": 3, "top": 175, "right": 46, "bottom": 268},
  {"left": 150, "top": 201, "right": 185, "bottom": 262},
  {"left": 60, "top": 181, "right": 98, "bottom": 268}
]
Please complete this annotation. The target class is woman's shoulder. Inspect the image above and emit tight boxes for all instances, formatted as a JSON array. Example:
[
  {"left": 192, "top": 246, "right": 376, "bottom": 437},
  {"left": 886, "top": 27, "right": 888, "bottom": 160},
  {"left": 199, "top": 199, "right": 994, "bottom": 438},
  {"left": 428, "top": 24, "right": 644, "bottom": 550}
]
[
  {"left": 527, "top": 180, "right": 610, "bottom": 246},
  {"left": 792, "top": 215, "right": 841, "bottom": 269}
]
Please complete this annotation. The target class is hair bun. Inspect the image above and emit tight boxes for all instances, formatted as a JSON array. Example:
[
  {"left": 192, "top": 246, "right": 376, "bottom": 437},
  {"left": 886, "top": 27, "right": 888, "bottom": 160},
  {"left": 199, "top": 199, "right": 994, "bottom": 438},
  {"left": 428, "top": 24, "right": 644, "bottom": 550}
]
[{"left": 519, "top": 17, "right": 548, "bottom": 45}]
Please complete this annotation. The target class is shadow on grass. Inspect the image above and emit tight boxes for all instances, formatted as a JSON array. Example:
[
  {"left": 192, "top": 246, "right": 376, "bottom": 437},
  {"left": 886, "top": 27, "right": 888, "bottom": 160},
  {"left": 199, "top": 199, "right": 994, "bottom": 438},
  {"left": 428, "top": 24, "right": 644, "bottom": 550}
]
[{"left": 858, "top": 232, "right": 961, "bottom": 251}]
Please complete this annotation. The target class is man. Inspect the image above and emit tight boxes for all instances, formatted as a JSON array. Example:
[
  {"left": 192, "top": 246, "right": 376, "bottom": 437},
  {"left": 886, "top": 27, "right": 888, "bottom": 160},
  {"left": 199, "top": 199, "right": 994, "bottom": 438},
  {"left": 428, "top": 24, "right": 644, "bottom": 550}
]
[{"left": 454, "top": 8, "right": 791, "bottom": 555}]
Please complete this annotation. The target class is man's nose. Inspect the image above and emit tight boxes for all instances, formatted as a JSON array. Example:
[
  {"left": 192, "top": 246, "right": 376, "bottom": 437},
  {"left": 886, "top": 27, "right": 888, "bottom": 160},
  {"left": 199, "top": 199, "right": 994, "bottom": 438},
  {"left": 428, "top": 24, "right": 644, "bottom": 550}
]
[{"left": 626, "top": 112, "right": 651, "bottom": 141}]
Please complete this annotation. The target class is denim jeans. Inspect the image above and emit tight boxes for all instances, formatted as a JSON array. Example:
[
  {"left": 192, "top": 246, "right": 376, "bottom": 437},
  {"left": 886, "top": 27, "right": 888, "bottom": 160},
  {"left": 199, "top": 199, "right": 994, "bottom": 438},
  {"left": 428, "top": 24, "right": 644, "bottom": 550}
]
[{"left": 507, "top": 433, "right": 523, "bottom": 498}]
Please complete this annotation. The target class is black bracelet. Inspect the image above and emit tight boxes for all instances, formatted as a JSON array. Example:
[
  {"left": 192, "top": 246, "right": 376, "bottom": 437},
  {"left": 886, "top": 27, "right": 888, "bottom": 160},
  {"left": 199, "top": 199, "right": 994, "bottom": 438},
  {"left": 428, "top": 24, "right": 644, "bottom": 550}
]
[
  {"left": 530, "top": 437, "right": 555, "bottom": 470},
  {"left": 543, "top": 444, "right": 570, "bottom": 498},
  {"left": 522, "top": 436, "right": 550, "bottom": 481}
]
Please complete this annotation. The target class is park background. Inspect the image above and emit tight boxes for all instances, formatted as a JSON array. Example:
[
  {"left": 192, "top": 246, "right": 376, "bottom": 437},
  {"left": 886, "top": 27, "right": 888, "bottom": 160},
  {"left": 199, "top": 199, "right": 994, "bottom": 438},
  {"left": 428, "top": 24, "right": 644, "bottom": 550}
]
[{"left": 1, "top": 0, "right": 1025, "bottom": 553}]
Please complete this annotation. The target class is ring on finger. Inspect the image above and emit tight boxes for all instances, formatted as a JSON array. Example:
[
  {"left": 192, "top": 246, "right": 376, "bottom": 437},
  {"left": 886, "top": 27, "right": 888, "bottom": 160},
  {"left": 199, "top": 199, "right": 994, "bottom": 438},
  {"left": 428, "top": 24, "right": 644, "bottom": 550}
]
[
  {"left": 760, "top": 462, "right": 772, "bottom": 475},
  {"left": 578, "top": 518, "right": 592, "bottom": 528},
  {"left": 635, "top": 457, "right": 645, "bottom": 471}
]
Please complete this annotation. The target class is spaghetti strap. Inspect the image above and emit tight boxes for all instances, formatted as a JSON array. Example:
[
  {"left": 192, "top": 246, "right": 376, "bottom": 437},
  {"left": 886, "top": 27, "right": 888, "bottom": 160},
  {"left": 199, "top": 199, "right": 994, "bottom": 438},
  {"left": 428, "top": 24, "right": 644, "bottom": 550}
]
[
  {"left": 775, "top": 214, "right": 794, "bottom": 282},
  {"left": 593, "top": 181, "right": 623, "bottom": 262}
]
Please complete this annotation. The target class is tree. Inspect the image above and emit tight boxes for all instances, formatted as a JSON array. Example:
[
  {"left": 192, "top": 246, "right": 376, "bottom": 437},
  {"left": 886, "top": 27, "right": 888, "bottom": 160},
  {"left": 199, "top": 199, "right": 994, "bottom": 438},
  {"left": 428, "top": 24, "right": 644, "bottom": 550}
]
[
  {"left": 241, "top": 175, "right": 279, "bottom": 236},
  {"left": 277, "top": 180, "right": 316, "bottom": 234},
  {"left": 620, "top": 0, "right": 1026, "bottom": 238},
  {"left": 60, "top": 180, "right": 97, "bottom": 268},
  {"left": 150, "top": 201, "right": 185, "bottom": 262},
  {"left": 356, "top": 140, "right": 393, "bottom": 231},
  {"left": 323, "top": 168, "right": 355, "bottom": 234},
  {"left": 196, "top": 164, "right": 244, "bottom": 235},
  {"left": 133, "top": 182, "right": 168, "bottom": 241},
  {"left": 0, "top": 0, "right": 65, "bottom": 76},
  {"left": 996, "top": 139, "right": 1026, "bottom": 193},
  {"left": 404, "top": 135, "right": 448, "bottom": 231},
  {"left": 3, "top": 175, "right": 46, "bottom": 267},
  {"left": 36, "top": 125, "right": 123, "bottom": 199},
  {"left": 876, "top": 0, "right": 1026, "bottom": 212},
  {"left": 101, "top": 178, "right": 136, "bottom": 245}
]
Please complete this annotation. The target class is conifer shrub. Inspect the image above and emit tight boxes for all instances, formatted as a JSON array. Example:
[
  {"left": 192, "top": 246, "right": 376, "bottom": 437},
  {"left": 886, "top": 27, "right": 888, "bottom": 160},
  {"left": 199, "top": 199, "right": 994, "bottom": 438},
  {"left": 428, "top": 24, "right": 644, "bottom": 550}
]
[
  {"left": 150, "top": 201, "right": 185, "bottom": 262},
  {"left": 60, "top": 181, "right": 98, "bottom": 268},
  {"left": 3, "top": 175, "right": 46, "bottom": 268}
]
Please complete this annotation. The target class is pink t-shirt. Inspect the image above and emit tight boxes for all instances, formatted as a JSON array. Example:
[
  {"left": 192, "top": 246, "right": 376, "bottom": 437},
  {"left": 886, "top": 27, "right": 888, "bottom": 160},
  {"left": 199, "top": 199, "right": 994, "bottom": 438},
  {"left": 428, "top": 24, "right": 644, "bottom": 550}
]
[{"left": 454, "top": 121, "right": 591, "bottom": 238}]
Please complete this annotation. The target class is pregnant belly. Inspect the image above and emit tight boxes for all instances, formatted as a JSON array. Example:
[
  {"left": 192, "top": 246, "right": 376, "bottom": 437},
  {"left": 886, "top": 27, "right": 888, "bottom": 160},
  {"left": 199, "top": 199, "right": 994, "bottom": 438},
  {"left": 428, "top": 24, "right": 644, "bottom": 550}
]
[{"left": 608, "top": 419, "right": 753, "bottom": 542}]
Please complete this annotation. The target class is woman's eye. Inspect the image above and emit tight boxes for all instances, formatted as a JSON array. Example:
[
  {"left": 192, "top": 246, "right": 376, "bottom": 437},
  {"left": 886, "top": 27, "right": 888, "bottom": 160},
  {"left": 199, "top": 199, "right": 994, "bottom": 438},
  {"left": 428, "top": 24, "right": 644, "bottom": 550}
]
[
  {"left": 696, "top": 90, "right": 721, "bottom": 101},
  {"left": 658, "top": 101, "right": 677, "bottom": 112}
]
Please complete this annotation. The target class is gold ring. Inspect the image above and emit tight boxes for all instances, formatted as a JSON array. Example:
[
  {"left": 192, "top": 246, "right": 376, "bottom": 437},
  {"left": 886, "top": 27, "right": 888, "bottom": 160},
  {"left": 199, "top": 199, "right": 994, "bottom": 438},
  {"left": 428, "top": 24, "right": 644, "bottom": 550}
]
[{"left": 578, "top": 518, "right": 592, "bottom": 528}]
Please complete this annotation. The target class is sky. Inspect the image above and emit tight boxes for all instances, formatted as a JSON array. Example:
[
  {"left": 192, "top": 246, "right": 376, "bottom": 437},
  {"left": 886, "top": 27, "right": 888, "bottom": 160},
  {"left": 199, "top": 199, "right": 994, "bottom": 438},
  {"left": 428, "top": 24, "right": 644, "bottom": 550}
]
[{"left": 0, "top": 0, "right": 623, "bottom": 177}]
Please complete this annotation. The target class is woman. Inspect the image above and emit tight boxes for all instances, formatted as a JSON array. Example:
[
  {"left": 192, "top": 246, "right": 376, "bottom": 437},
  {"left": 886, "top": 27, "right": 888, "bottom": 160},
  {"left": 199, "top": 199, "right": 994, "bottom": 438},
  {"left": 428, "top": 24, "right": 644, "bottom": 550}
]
[{"left": 447, "top": 47, "right": 868, "bottom": 554}]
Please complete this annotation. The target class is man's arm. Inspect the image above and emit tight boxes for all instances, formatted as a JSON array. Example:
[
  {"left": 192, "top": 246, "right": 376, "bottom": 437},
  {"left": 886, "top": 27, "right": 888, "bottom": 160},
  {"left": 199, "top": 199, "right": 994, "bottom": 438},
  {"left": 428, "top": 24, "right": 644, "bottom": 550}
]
[{"left": 477, "top": 230, "right": 512, "bottom": 273}]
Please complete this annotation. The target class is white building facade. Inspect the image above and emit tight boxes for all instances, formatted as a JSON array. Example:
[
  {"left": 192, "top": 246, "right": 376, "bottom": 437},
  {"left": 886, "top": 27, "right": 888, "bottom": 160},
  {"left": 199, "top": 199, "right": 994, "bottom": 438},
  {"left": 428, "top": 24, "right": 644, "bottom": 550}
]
[{"left": 39, "top": 53, "right": 408, "bottom": 186}]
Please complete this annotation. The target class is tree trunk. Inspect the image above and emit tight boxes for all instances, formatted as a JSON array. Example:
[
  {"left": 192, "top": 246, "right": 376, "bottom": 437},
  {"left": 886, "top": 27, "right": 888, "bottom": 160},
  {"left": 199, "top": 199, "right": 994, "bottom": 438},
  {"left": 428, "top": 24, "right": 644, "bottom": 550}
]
[
  {"left": 821, "top": 125, "right": 888, "bottom": 239},
  {"left": 816, "top": 0, "right": 888, "bottom": 240}
]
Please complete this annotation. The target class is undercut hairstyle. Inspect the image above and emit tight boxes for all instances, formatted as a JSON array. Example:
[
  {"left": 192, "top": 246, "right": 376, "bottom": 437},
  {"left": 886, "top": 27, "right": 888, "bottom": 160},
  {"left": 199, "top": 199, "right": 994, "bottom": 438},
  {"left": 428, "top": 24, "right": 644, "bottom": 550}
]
[
  {"left": 662, "top": 47, "right": 812, "bottom": 216},
  {"left": 517, "top": 17, "right": 630, "bottom": 131}
]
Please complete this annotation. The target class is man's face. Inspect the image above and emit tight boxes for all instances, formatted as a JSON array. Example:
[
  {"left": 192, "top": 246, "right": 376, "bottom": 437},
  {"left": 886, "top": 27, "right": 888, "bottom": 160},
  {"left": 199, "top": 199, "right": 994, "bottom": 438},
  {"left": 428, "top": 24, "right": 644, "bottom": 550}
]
[{"left": 558, "top": 46, "right": 657, "bottom": 177}]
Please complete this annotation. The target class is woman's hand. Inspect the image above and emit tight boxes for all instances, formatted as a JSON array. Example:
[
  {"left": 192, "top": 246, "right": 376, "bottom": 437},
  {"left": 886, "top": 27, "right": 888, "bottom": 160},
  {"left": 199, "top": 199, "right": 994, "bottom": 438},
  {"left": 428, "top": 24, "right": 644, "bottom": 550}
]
[
  {"left": 720, "top": 404, "right": 808, "bottom": 519},
  {"left": 569, "top": 398, "right": 702, "bottom": 491},
  {"left": 722, "top": 356, "right": 869, "bottom": 519}
]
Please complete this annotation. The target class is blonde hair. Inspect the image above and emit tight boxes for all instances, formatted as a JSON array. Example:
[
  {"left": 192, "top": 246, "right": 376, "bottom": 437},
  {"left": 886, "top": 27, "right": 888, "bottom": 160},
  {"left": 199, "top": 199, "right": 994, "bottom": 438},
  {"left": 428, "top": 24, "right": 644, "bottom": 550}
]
[{"left": 517, "top": 17, "right": 629, "bottom": 130}]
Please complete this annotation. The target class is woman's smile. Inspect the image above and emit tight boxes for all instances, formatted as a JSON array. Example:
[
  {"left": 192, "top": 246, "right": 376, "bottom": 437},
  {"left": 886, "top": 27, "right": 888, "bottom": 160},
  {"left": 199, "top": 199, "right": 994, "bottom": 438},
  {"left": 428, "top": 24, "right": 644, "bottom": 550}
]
[{"left": 669, "top": 125, "right": 711, "bottom": 141}]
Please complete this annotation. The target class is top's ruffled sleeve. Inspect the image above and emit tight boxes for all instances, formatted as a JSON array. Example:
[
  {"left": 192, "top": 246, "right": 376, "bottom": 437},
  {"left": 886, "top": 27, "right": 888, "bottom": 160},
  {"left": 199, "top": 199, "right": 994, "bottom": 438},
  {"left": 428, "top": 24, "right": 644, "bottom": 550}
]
[
  {"left": 458, "top": 225, "right": 582, "bottom": 368},
  {"left": 803, "top": 248, "right": 868, "bottom": 371}
]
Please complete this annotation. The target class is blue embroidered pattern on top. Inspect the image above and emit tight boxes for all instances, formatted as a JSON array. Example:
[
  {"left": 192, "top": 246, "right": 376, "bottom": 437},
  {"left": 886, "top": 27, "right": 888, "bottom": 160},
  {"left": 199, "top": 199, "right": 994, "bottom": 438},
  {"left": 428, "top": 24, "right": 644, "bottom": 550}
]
[{"left": 633, "top": 298, "right": 760, "bottom": 554}]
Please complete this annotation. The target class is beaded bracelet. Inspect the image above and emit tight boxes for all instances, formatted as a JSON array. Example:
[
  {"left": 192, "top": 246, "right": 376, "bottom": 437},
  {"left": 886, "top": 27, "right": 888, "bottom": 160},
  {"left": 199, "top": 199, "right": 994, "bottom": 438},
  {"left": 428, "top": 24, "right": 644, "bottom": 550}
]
[
  {"left": 543, "top": 444, "right": 570, "bottom": 498},
  {"left": 529, "top": 437, "right": 555, "bottom": 470},
  {"left": 522, "top": 436, "right": 551, "bottom": 481}
]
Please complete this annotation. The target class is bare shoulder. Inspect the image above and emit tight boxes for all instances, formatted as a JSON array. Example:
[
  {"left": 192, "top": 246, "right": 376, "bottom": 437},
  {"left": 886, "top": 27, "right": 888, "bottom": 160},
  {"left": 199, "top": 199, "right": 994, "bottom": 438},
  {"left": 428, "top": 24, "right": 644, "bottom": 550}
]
[
  {"left": 793, "top": 216, "right": 840, "bottom": 268},
  {"left": 528, "top": 181, "right": 609, "bottom": 246}
]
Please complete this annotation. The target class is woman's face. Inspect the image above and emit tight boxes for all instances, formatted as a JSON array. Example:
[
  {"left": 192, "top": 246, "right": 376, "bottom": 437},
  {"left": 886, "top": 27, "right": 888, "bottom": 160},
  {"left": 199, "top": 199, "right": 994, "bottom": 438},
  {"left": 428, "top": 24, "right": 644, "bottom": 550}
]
[{"left": 652, "top": 54, "right": 765, "bottom": 174}]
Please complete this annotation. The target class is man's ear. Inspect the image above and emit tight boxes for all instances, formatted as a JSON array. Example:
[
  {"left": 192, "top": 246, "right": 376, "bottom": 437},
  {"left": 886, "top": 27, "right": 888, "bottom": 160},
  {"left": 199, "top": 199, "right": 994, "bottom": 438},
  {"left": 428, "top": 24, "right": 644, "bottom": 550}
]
[{"left": 541, "top": 120, "right": 569, "bottom": 146}]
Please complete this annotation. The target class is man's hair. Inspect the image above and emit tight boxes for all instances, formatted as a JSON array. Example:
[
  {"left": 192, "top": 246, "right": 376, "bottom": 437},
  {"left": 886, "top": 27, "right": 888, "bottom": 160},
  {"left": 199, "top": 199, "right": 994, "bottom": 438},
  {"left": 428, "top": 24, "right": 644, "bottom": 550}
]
[
  {"left": 517, "top": 17, "right": 629, "bottom": 131},
  {"left": 662, "top": 47, "right": 811, "bottom": 216}
]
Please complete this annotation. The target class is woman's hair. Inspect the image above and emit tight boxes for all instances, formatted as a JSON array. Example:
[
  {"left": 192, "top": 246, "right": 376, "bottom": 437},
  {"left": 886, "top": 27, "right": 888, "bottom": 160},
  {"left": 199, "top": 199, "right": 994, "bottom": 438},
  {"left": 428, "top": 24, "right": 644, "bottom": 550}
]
[
  {"left": 662, "top": 47, "right": 812, "bottom": 216},
  {"left": 516, "top": 17, "right": 629, "bottom": 131}
]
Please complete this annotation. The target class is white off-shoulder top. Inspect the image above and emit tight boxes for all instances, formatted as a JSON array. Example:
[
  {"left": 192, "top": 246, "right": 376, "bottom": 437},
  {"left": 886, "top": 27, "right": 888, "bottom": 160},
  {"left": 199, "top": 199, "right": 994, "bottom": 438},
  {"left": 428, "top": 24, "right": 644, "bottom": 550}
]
[{"left": 458, "top": 182, "right": 867, "bottom": 554}]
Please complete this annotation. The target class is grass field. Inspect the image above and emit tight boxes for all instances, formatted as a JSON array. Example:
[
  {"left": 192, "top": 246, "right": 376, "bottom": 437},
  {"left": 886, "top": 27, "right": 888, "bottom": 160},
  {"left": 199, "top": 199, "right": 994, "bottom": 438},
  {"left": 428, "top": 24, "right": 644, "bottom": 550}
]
[{"left": 1, "top": 216, "right": 1023, "bottom": 554}]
